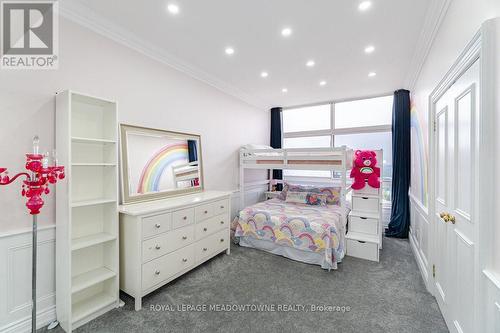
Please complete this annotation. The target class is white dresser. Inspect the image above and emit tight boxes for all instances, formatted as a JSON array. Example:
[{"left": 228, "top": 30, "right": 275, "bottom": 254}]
[
  {"left": 346, "top": 186, "right": 383, "bottom": 262},
  {"left": 119, "top": 190, "right": 231, "bottom": 310}
]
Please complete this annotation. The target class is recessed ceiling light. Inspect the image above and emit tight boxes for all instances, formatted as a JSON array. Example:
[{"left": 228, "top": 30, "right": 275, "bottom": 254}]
[
  {"left": 282, "top": 88, "right": 288, "bottom": 93},
  {"left": 167, "top": 3, "right": 180, "bottom": 14},
  {"left": 260, "top": 71, "right": 269, "bottom": 78},
  {"left": 319, "top": 80, "right": 327, "bottom": 86},
  {"left": 306, "top": 60, "right": 315, "bottom": 67},
  {"left": 225, "top": 47, "right": 235, "bottom": 55},
  {"left": 358, "top": 1, "right": 372, "bottom": 11},
  {"left": 368, "top": 72, "right": 377, "bottom": 77},
  {"left": 281, "top": 27, "right": 292, "bottom": 37},
  {"left": 364, "top": 45, "right": 375, "bottom": 54}
]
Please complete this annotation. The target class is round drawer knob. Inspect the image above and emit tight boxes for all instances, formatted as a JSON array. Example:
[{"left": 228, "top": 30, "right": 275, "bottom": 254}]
[
  {"left": 182, "top": 236, "right": 187, "bottom": 240},
  {"left": 155, "top": 223, "right": 161, "bottom": 228},
  {"left": 220, "top": 238, "right": 224, "bottom": 242},
  {"left": 220, "top": 221, "right": 224, "bottom": 225},
  {"left": 203, "top": 227, "right": 207, "bottom": 231},
  {"left": 220, "top": 205, "right": 224, "bottom": 209},
  {"left": 183, "top": 216, "right": 187, "bottom": 220},
  {"left": 204, "top": 210, "right": 208, "bottom": 214},
  {"left": 155, "top": 270, "right": 160, "bottom": 275},
  {"left": 203, "top": 247, "right": 207, "bottom": 251},
  {"left": 182, "top": 258, "right": 188, "bottom": 262},
  {"left": 155, "top": 244, "right": 161, "bottom": 250}
]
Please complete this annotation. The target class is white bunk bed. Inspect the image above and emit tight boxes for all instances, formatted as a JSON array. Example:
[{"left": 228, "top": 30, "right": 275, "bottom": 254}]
[
  {"left": 237, "top": 146, "right": 384, "bottom": 266},
  {"left": 239, "top": 146, "right": 351, "bottom": 208}
]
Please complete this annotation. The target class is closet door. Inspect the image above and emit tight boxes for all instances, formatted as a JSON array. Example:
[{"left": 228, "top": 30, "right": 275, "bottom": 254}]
[{"left": 433, "top": 60, "right": 479, "bottom": 333}]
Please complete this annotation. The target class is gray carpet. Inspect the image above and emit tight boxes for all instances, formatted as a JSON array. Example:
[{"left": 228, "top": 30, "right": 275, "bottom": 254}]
[{"left": 41, "top": 237, "right": 448, "bottom": 333}]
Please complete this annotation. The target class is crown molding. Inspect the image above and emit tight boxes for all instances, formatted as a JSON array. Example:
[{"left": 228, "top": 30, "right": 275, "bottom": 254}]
[
  {"left": 59, "top": 1, "right": 270, "bottom": 110},
  {"left": 403, "top": 0, "right": 453, "bottom": 90}
]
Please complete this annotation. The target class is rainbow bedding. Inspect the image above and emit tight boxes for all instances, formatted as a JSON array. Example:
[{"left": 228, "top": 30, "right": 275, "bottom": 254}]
[{"left": 234, "top": 199, "right": 349, "bottom": 270}]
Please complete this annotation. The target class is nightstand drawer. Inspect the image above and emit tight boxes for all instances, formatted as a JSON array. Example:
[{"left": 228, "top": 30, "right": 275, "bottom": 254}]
[
  {"left": 195, "top": 202, "right": 214, "bottom": 221},
  {"left": 172, "top": 207, "right": 194, "bottom": 229},
  {"left": 349, "top": 215, "right": 378, "bottom": 235},
  {"left": 352, "top": 196, "right": 379, "bottom": 213},
  {"left": 142, "top": 225, "right": 194, "bottom": 262},
  {"left": 195, "top": 214, "right": 228, "bottom": 239},
  {"left": 213, "top": 199, "right": 229, "bottom": 215},
  {"left": 142, "top": 213, "right": 171, "bottom": 239},
  {"left": 346, "top": 239, "right": 379, "bottom": 262},
  {"left": 142, "top": 244, "right": 194, "bottom": 291}
]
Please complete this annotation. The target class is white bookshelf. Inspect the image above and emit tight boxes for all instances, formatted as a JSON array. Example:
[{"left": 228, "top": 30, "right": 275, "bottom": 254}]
[{"left": 56, "top": 91, "right": 119, "bottom": 332}]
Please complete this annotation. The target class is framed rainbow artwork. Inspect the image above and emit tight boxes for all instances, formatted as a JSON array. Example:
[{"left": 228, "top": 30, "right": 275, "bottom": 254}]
[{"left": 120, "top": 124, "right": 203, "bottom": 204}]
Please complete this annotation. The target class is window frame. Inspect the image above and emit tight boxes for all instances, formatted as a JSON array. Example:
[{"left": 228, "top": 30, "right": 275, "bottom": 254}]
[{"left": 281, "top": 93, "right": 393, "bottom": 204}]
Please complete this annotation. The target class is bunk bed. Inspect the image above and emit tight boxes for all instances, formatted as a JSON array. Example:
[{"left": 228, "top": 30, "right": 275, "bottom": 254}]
[{"left": 235, "top": 146, "right": 352, "bottom": 270}]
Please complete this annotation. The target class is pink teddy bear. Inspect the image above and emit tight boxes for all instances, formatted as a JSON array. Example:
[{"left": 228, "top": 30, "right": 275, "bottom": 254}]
[{"left": 350, "top": 150, "right": 381, "bottom": 190}]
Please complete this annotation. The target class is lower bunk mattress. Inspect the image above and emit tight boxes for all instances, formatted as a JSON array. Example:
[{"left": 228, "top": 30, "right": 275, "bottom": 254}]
[{"left": 234, "top": 199, "right": 349, "bottom": 270}]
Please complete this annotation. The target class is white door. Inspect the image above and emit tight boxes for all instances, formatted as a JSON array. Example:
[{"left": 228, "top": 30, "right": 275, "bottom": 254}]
[{"left": 433, "top": 59, "right": 479, "bottom": 333}]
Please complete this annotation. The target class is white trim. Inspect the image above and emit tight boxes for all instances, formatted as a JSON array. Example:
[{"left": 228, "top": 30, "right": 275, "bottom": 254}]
[
  {"left": 404, "top": 0, "right": 453, "bottom": 90},
  {"left": 0, "top": 306, "right": 56, "bottom": 333},
  {"left": 0, "top": 224, "right": 55, "bottom": 239},
  {"left": 59, "top": 1, "right": 269, "bottom": 110}
]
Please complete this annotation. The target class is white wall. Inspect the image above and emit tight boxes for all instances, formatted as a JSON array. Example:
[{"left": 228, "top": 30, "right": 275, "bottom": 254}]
[
  {"left": 0, "top": 18, "right": 268, "bottom": 331},
  {"left": 410, "top": 0, "right": 500, "bottom": 331},
  {"left": 410, "top": 0, "right": 500, "bottom": 287},
  {"left": 0, "top": 18, "right": 268, "bottom": 234}
]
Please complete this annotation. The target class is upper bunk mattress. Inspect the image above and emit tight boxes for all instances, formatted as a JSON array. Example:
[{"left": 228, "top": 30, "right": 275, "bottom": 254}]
[{"left": 234, "top": 199, "right": 349, "bottom": 269}]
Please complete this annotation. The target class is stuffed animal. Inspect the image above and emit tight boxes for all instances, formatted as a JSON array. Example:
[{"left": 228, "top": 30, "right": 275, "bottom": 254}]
[{"left": 350, "top": 150, "right": 381, "bottom": 190}]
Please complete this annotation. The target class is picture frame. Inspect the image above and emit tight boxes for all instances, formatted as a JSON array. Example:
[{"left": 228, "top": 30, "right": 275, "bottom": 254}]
[{"left": 119, "top": 124, "right": 204, "bottom": 204}]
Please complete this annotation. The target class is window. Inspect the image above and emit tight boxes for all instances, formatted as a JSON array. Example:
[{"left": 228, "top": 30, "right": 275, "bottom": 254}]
[
  {"left": 335, "top": 95, "right": 393, "bottom": 129},
  {"left": 281, "top": 95, "right": 393, "bottom": 203},
  {"left": 282, "top": 104, "right": 331, "bottom": 133}
]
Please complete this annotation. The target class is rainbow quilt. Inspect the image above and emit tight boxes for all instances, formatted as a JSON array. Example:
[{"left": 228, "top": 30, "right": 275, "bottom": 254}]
[{"left": 235, "top": 199, "right": 348, "bottom": 269}]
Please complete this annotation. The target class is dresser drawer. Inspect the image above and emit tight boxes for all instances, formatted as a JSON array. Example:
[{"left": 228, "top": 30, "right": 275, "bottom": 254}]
[
  {"left": 142, "top": 225, "right": 195, "bottom": 262},
  {"left": 195, "top": 214, "right": 228, "bottom": 239},
  {"left": 349, "top": 216, "right": 378, "bottom": 235},
  {"left": 172, "top": 207, "right": 194, "bottom": 230},
  {"left": 142, "top": 244, "right": 195, "bottom": 291},
  {"left": 195, "top": 202, "right": 214, "bottom": 222},
  {"left": 213, "top": 199, "right": 229, "bottom": 215},
  {"left": 195, "top": 229, "right": 228, "bottom": 262},
  {"left": 346, "top": 238, "right": 379, "bottom": 262},
  {"left": 142, "top": 213, "right": 171, "bottom": 239},
  {"left": 352, "top": 196, "right": 379, "bottom": 213}
]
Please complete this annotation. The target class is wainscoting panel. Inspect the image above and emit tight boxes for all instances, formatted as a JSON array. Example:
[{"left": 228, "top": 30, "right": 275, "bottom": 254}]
[
  {"left": 0, "top": 226, "right": 56, "bottom": 333},
  {"left": 482, "top": 270, "right": 500, "bottom": 333},
  {"left": 409, "top": 194, "right": 430, "bottom": 289},
  {"left": 230, "top": 185, "right": 267, "bottom": 218}
]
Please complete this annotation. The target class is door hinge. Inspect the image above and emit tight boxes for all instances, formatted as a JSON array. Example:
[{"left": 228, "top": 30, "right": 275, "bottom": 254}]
[
  {"left": 433, "top": 120, "right": 437, "bottom": 132},
  {"left": 432, "top": 264, "right": 436, "bottom": 278}
]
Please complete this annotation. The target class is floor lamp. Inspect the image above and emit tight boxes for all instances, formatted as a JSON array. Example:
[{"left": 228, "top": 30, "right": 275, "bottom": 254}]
[{"left": 0, "top": 136, "right": 65, "bottom": 333}]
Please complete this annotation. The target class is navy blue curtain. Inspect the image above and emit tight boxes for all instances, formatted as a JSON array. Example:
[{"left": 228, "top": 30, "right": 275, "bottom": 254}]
[
  {"left": 386, "top": 89, "right": 411, "bottom": 238},
  {"left": 187, "top": 140, "right": 198, "bottom": 163},
  {"left": 270, "top": 107, "right": 283, "bottom": 190}
]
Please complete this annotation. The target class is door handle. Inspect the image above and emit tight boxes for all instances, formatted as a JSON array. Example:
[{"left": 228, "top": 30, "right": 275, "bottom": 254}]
[
  {"left": 439, "top": 212, "right": 456, "bottom": 224},
  {"left": 439, "top": 212, "right": 449, "bottom": 222}
]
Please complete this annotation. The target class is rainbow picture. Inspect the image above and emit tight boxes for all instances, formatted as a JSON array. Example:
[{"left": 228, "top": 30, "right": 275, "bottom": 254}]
[
  {"left": 137, "top": 143, "right": 189, "bottom": 194},
  {"left": 410, "top": 102, "right": 428, "bottom": 207}
]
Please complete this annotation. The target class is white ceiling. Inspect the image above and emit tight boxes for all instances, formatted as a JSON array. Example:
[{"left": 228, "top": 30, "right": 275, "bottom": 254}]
[{"left": 62, "top": 0, "right": 435, "bottom": 109}]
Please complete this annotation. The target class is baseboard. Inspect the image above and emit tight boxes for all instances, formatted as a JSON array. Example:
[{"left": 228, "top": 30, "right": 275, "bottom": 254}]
[{"left": 0, "top": 306, "right": 56, "bottom": 333}]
